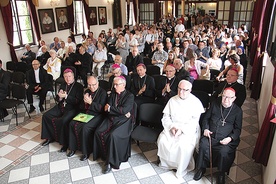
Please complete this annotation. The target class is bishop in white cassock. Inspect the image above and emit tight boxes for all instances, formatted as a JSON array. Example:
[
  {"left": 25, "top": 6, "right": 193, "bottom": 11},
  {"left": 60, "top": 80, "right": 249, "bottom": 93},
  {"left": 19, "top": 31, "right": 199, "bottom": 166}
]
[{"left": 157, "top": 80, "right": 204, "bottom": 178}]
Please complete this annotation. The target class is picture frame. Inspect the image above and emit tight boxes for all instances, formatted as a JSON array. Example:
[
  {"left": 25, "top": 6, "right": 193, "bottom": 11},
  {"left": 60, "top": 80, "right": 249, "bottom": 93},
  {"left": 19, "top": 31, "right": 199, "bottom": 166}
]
[
  {"left": 55, "top": 7, "right": 69, "bottom": 31},
  {"left": 112, "top": 0, "right": 122, "bottom": 28},
  {"left": 88, "top": 7, "right": 97, "bottom": 26},
  {"left": 98, "top": 7, "right": 107, "bottom": 25},
  {"left": 38, "top": 9, "right": 56, "bottom": 34}
]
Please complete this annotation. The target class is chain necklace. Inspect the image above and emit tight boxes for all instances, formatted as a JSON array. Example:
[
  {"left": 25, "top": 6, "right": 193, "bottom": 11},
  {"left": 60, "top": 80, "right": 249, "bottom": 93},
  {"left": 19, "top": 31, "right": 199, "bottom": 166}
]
[
  {"left": 63, "top": 82, "right": 75, "bottom": 107},
  {"left": 220, "top": 104, "right": 234, "bottom": 126}
]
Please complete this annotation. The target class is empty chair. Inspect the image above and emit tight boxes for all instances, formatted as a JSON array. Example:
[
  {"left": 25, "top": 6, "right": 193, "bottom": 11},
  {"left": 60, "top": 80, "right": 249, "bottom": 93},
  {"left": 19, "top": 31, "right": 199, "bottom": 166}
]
[
  {"left": 152, "top": 74, "right": 166, "bottom": 86},
  {"left": 131, "top": 103, "right": 164, "bottom": 145},
  {"left": 16, "top": 62, "right": 28, "bottom": 74},
  {"left": 192, "top": 80, "right": 214, "bottom": 95},
  {"left": 0, "top": 83, "right": 31, "bottom": 125},
  {"left": 210, "top": 69, "right": 220, "bottom": 81},
  {"left": 45, "top": 74, "right": 56, "bottom": 110},
  {"left": 11, "top": 72, "right": 25, "bottom": 84},
  {"left": 143, "top": 57, "right": 152, "bottom": 66},
  {"left": 191, "top": 90, "right": 210, "bottom": 109},
  {"left": 146, "top": 65, "right": 160, "bottom": 76}
]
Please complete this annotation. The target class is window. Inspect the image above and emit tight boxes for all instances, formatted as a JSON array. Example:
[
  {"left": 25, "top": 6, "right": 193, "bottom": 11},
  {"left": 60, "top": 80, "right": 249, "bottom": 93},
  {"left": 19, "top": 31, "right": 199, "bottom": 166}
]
[
  {"left": 11, "top": 0, "right": 35, "bottom": 48},
  {"left": 139, "top": 3, "right": 154, "bottom": 25},
  {"left": 73, "top": 1, "right": 87, "bottom": 35},
  {"left": 233, "top": 1, "right": 254, "bottom": 29},
  {"left": 217, "top": 1, "right": 231, "bottom": 25}
]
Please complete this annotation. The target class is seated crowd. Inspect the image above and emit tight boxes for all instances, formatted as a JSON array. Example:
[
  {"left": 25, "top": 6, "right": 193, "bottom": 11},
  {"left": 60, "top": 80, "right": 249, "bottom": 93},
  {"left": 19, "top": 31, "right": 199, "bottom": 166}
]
[{"left": 1, "top": 14, "right": 250, "bottom": 183}]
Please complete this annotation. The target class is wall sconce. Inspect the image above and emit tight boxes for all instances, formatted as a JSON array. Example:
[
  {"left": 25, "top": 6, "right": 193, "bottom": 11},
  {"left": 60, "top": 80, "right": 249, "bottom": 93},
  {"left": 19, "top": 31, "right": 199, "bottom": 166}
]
[
  {"left": 50, "top": 0, "right": 60, "bottom": 6},
  {"left": 107, "top": 0, "right": 114, "bottom": 4}
]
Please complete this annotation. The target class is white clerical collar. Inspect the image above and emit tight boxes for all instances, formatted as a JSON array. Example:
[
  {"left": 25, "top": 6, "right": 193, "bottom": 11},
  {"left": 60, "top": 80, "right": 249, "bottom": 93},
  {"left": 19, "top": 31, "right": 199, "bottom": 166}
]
[{"left": 139, "top": 75, "right": 146, "bottom": 78}]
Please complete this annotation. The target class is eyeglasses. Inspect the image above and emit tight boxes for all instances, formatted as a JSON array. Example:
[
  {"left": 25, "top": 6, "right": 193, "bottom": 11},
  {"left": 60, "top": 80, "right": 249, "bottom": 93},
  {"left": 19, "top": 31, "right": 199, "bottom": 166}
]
[
  {"left": 166, "top": 70, "right": 174, "bottom": 73},
  {"left": 88, "top": 83, "right": 97, "bottom": 87},
  {"left": 222, "top": 95, "right": 235, "bottom": 100},
  {"left": 113, "top": 83, "right": 123, "bottom": 87},
  {"left": 226, "top": 74, "right": 237, "bottom": 77},
  {"left": 32, "top": 64, "right": 39, "bottom": 65},
  {"left": 178, "top": 87, "right": 190, "bottom": 92}
]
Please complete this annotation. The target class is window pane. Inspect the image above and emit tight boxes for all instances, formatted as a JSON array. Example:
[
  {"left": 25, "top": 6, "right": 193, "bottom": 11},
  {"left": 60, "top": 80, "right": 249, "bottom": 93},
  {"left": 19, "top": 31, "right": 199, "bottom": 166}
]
[
  {"left": 248, "top": 2, "right": 253, "bottom": 10},
  {"left": 223, "top": 11, "right": 229, "bottom": 20},
  {"left": 235, "top": 2, "right": 241, "bottom": 11},
  {"left": 218, "top": 11, "right": 223, "bottom": 20},
  {"left": 21, "top": 30, "right": 33, "bottom": 44},
  {"left": 240, "top": 12, "right": 246, "bottom": 21},
  {"left": 17, "top": 1, "right": 28, "bottom": 15},
  {"left": 234, "top": 12, "right": 240, "bottom": 21},
  {"left": 19, "top": 16, "right": 31, "bottom": 30},
  {"left": 218, "top": 2, "right": 224, "bottom": 10},
  {"left": 13, "top": 32, "right": 20, "bottom": 46},
  {"left": 225, "top": 2, "right": 230, "bottom": 10},
  {"left": 241, "top": 2, "right": 247, "bottom": 11}
]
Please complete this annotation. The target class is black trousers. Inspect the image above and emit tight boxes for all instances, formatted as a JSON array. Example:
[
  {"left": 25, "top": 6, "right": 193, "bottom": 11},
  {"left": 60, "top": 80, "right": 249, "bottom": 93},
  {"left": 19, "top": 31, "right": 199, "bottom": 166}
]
[{"left": 26, "top": 86, "right": 48, "bottom": 106}]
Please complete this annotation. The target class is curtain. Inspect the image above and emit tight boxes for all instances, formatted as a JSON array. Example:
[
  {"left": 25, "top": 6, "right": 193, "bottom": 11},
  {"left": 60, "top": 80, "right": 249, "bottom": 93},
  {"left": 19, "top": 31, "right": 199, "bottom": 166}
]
[
  {"left": 0, "top": 2, "right": 18, "bottom": 62},
  {"left": 249, "top": 0, "right": 274, "bottom": 100},
  {"left": 27, "top": 0, "right": 41, "bottom": 42},
  {"left": 252, "top": 54, "right": 276, "bottom": 166},
  {"left": 67, "top": 0, "right": 75, "bottom": 42},
  {"left": 133, "top": 0, "right": 137, "bottom": 24},
  {"left": 82, "top": 0, "right": 90, "bottom": 30}
]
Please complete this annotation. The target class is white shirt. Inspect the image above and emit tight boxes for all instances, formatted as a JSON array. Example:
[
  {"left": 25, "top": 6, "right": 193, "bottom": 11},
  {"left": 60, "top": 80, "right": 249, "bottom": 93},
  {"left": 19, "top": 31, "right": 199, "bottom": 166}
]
[{"left": 34, "top": 68, "right": 40, "bottom": 83}]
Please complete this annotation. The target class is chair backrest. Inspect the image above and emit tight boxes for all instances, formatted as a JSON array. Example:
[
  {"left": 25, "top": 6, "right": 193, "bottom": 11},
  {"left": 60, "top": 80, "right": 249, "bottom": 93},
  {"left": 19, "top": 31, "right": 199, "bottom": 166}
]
[
  {"left": 191, "top": 90, "right": 210, "bottom": 109},
  {"left": 99, "top": 80, "right": 110, "bottom": 91},
  {"left": 15, "top": 62, "right": 28, "bottom": 74},
  {"left": 6, "top": 61, "right": 16, "bottom": 72},
  {"left": 139, "top": 103, "right": 164, "bottom": 128},
  {"left": 143, "top": 57, "right": 152, "bottom": 66},
  {"left": 11, "top": 83, "right": 26, "bottom": 100},
  {"left": 210, "top": 69, "right": 220, "bottom": 81},
  {"left": 152, "top": 74, "right": 166, "bottom": 85},
  {"left": 11, "top": 72, "right": 25, "bottom": 84},
  {"left": 192, "top": 79, "right": 214, "bottom": 95},
  {"left": 146, "top": 65, "right": 160, "bottom": 76}
]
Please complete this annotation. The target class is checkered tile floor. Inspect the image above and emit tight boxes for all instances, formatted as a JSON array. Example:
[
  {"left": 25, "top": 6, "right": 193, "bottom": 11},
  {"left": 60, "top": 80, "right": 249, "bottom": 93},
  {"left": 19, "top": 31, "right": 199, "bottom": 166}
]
[{"left": 0, "top": 67, "right": 262, "bottom": 184}]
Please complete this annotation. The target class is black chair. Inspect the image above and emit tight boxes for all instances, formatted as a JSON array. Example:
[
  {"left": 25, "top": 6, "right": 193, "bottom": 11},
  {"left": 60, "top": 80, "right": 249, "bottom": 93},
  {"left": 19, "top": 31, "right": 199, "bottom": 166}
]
[
  {"left": 209, "top": 69, "right": 220, "bottom": 81},
  {"left": 11, "top": 72, "right": 25, "bottom": 84},
  {"left": 146, "top": 65, "right": 160, "bottom": 76},
  {"left": 143, "top": 57, "right": 152, "bottom": 66},
  {"left": 98, "top": 80, "right": 110, "bottom": 92},
  {"left": 16, "top": 62, "right": 28, "bottom": 74},
  {"left": 54, "top": 66, "right": 77, "bottom": 95},
  {"left": 192, "top": 80, "right": 214, "bottom": 95},
  {"left": 152, "top": 74, "right": 166, "bottom": 86},
  {"left": 6, "top": 61, "right": 16, "bottom": 72},
  {"left": 0, "top": 83, "right": 31, "bottom": 125},
  {"left": 191, "top": 90, "right": 210, "bottom": 109},
  {"left": 131, "top": 103, "right": 164, "bottom": 145}
]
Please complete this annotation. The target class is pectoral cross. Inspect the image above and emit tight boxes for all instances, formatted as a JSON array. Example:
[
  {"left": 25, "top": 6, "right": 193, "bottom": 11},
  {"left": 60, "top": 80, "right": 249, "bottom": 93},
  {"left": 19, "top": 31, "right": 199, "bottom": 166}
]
[
  {"left": 63, "top": 101, "right": 67, "bottom": 107},
  {"left": 221, "top": 119, "right": 226, "bottom": 126}
]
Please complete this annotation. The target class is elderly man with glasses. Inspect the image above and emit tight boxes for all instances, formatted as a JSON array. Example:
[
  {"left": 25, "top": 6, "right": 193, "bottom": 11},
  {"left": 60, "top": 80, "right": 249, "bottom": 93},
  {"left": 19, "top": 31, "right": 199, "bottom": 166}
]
[
  {"left": 194, "top": 87, "right": 243, "bottom": 184},
  {"left": 157, "top": 79, "right": 204, "bottom": 178}
]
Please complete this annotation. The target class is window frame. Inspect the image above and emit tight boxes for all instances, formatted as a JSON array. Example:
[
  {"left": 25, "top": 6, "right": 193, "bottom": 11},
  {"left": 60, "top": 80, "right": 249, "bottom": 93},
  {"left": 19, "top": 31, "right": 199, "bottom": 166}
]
[
  {"left": 73, "top": 0, "right": 86, "bottom": 36},
  {"left": 11, "top": 0, "right": 35, "bottom": 48}
]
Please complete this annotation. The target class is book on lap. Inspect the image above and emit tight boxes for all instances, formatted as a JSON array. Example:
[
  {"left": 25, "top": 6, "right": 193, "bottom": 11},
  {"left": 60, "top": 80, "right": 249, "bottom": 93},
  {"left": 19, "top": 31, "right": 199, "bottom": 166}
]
[{"left": 73, "top": 113, "right": 94, "bottom": 123}]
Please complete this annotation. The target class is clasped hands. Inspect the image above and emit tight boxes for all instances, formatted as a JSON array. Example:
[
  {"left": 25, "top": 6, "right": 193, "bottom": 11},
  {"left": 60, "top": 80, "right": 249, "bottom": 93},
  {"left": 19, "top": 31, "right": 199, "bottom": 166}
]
[
  {"left": 138, "top": 85, "right": 146, "bottom": 95},
  {"left": 58, "top": 89, "right": 67, "bottom": 99},
  {"left": 84, "top": 93, "right": 92, "bottom": 104},
  {"left": 170, "top": 127, "right": 182, "bottom": 138},
  {"left": 104, "top": 103, "right": 131, "bottom": 118},
  {"left": 203, "top": 129, "right": 231, "bottom": 145},
  {"left": 162, "top": 83, "right": 171, "bottom": 94},
  {"left": 34, "top": 85, "right": 41, "bottom": 93}
]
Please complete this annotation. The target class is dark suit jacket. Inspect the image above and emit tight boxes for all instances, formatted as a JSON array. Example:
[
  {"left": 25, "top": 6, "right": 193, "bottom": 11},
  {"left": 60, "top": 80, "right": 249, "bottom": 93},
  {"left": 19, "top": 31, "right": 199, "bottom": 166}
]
[
  {"left": 63, "top": 52, "right": 78, "bottom": 67},
  {"left": 175, "top": 67, "right": 191, "bottom": 82},
  {"left": 125, "top": 54, "right": 144, "bottom": 74},
  {"left": 77, "top": 52, "right": 92, "bottom": 73},
  {"left": 37, "top": 51, "right": 50, "bottom": 66},
  {"left": 0, "top": 69, "right": 11, "bottom": 100},
  {"left": 21, "top": 50, "right": 36, "bottom": 64},
  {"left": 26, "top": 68, "right": 51, "bottom": 91}
]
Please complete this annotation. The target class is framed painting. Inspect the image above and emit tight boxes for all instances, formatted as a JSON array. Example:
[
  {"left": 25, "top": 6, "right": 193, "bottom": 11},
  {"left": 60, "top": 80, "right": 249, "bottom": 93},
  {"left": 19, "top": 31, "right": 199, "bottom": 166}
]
[
  {"left": 55, "top": 7, "right": 69, "bottom": 31},
  {"left": 38, "top": 9, "right": 56, "bottom": 34},
  {"left": 88, "top": 7, "right": 97, "bottom": 26},
  {"left": 112, "top": 0, "right": 122, "bottom": 28},
  {"left": 98, "top": 7, "right": 107, "bottom": 25}
]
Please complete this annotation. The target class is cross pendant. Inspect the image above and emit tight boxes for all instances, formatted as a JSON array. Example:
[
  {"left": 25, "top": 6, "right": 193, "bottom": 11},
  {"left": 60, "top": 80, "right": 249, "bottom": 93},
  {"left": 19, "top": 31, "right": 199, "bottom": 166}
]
[
  {"left": 63, "top": 101, "right": 67, "bottom": 107},
  {"left": 221, "top": 120, "right": 226, "bottom": 126}
]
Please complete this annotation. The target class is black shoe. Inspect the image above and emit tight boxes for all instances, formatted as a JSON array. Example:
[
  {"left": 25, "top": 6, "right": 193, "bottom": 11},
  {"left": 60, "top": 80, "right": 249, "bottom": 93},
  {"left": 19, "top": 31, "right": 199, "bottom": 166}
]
[
  {"left": 59, "top": 146, "right": 68, "bottom": 152},
  {"left": 193, "top": 168, "right": 206, "bottom": 181},
  {"left": 80, "top": 154, "right": 89, "bottom": 161},
  {"left": 29, "top": 105, "right": 35, "bottom": 113},
  {"left": 39, "top": 105, "right": 44, "bottom": 112},
  {"left": 217, "top": 172, "right": 225, "bottom": 184},
  {"left": 41, "top": 139, "right": 52, "bottom": 146},
  {"left": 67, "top": 150, "right": 75, "bottom": 157},
  {"left": 103, "top": 164, "right": 112, "bottom": 174}
]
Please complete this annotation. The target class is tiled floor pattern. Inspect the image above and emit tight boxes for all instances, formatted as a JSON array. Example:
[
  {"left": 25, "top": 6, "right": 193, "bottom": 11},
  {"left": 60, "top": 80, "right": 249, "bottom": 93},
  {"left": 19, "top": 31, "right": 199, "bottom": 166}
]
[{"left": 0, "top": 69, "right": 262, "bottom": 184}]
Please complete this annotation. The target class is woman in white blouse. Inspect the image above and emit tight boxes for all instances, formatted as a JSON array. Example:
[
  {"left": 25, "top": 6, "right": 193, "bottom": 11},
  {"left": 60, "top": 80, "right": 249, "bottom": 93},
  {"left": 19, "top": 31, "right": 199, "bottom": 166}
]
[
  {"left": 115, "top": 33, "right": 129, "bottom": 63},
  {"left": 206, "top": 49, "right": 222, "bottom": 71},
  {"left": 184, "top": 53, "right": 209, "bottom": 81},
  {"left": 43, "top": 49, "right": 61, "bottom": 80}
]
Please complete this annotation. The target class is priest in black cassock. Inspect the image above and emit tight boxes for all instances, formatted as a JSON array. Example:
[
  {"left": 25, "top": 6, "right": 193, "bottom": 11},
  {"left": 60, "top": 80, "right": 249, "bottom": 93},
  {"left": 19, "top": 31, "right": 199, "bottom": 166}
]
[
  {"left": 173, "top": 58, "right": 191, "bottom": 82},
  {"left": 108, "top": 64, "right": 131, "bottom": 91},
  {"left": 155, "top": 64, "right": 179, "bottom": 106},
  {"left": 130, "top": 63, "right": 155, "bottom": 107},
  {"left": 212, "top": 68, "right": 246, "bottom": 107},
  {"left": 125, "top": 46, "right": 143, "bottom": 75},
  {"left": 41, "top": 68, "right": 83, "bottom": 152},
  {"left": 193, "top": 87, "right": 243, "bottom": 184},
  {"left": 93, "top": 76, "right": 135, "bottom": 174},
  {"left": 67, "top": 76, "right": 107, "bottom": 161}
]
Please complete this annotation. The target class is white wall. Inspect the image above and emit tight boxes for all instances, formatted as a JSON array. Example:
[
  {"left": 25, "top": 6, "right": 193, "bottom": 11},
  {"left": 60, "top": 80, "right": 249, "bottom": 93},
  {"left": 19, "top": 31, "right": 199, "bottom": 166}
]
[
  {"left": 256, "top": 54, "right": 276, "bottom": 184},
  {"left": 0, "top": 13, "right": 12, "bottom": 70}
]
